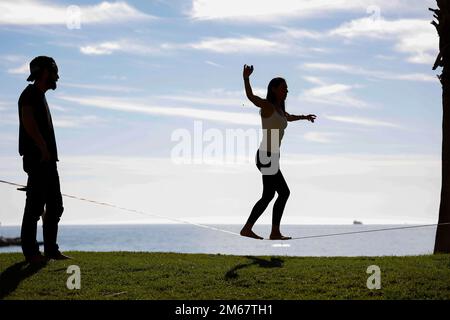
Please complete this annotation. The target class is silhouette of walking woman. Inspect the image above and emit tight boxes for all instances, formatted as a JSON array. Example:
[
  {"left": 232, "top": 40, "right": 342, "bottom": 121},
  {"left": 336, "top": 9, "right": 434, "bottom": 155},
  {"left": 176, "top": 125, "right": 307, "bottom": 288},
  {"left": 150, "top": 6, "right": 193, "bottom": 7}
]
[{"left": 240, "top": 65, "right": 316, "bottom": 240}]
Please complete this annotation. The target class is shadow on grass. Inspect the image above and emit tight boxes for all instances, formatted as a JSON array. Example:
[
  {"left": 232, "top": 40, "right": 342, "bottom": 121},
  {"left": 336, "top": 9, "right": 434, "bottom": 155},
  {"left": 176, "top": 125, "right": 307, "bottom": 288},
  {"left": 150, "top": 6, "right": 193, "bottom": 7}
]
[
  {"left": 225, "top": 256, "right": 284, "bottom": 280},
  {"left": 0, "top": 260, "right": 47, "bottom": 299}
]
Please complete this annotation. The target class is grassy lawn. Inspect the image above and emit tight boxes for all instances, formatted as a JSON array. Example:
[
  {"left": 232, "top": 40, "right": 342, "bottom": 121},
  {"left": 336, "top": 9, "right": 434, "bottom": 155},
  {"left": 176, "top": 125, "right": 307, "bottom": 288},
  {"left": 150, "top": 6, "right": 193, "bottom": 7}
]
[{"left": 0, "top": 252, "right": 449, "bottom": 300}]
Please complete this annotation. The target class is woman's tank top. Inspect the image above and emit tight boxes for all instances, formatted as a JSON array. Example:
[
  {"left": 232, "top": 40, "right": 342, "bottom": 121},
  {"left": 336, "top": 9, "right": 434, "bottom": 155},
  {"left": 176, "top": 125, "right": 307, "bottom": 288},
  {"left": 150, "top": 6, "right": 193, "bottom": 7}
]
[{"left": 259, "top": 106, "right": 288, "bottom": 153}]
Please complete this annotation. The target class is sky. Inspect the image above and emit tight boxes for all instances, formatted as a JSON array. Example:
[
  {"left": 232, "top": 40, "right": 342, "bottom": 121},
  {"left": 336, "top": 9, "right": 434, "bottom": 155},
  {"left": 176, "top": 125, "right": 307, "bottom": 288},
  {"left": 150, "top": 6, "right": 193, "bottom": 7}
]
[{"left": 0, "top": 0, "right": 444, "bottom": 226}]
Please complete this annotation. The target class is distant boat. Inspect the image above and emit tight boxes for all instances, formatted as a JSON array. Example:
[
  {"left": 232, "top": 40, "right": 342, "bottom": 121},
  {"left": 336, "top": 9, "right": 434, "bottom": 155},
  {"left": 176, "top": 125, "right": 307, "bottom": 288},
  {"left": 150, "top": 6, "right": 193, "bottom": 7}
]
[{"left": 353, "top": 220, "right": 363, "bottom": 225}]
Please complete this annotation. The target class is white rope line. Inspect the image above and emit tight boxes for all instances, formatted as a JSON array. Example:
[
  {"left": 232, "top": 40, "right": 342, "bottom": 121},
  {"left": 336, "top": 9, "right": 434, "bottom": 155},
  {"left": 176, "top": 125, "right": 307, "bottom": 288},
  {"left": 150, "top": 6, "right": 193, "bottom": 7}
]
[
  {"left": 2, "top": 179, "right": 449, "bottom": 241},
  {"left": 286, "top": 223, "right": 450, "bottom": 240},
  {"left": 0, "top": 179, "right": 241, "bottom": 238}
]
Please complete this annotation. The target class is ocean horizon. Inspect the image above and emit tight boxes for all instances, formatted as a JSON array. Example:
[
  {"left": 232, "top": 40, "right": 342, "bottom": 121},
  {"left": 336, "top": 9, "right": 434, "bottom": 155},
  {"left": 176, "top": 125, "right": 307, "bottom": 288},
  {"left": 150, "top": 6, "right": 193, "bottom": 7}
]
[{"left": 0, "top": 224, "right": 437, "bottom": 257}]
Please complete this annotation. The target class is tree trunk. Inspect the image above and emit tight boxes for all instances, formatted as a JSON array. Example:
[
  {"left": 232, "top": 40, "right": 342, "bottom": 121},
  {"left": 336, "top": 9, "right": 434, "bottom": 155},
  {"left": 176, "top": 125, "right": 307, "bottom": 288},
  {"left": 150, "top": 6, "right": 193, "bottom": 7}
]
[
  {"left": 435, "top": 76, "right": 450, "bottom": 253},
  {"left": 433, "top": 0, "right": 450, "bottom": 253}
]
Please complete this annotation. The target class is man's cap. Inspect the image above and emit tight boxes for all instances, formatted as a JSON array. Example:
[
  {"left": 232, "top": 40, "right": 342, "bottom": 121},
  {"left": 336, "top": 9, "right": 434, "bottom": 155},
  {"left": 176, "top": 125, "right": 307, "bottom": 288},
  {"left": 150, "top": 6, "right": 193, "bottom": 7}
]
[{"left": 27, "top": 56, "right": 58, "bottom": 82}]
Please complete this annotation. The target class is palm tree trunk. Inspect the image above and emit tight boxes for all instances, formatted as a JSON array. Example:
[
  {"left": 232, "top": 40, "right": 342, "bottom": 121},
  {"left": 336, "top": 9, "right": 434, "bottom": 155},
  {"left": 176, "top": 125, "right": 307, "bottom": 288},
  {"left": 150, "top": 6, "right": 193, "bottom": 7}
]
[
  {"left": 435, "top": 78, "right": 450, "bottom": 253},
  {"left": 432, "top": 0, "right": 450, "bottom": 253}
]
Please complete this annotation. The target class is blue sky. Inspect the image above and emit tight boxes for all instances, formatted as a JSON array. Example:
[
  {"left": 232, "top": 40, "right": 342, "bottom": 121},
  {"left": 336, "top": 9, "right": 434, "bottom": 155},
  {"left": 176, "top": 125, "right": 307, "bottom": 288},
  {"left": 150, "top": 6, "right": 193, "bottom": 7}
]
[{"left": 0, "top": 0, "right": 444, "bottom": 226}]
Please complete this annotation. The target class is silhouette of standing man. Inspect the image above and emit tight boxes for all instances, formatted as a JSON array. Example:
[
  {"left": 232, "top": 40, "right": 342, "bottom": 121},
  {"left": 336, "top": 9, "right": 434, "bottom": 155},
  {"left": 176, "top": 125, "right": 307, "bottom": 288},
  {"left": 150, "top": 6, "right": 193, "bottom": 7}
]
[{"left": 18, "top": 56, "right": 69, "bottom": 263}]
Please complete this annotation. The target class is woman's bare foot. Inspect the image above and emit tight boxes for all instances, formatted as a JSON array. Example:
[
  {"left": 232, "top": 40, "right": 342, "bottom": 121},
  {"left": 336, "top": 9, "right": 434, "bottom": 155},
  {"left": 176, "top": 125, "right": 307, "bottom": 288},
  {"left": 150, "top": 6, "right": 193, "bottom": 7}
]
[
  {"left": 240, "top": 227, "right": 264, "bottom": 240},
  {"left": 269, "top": 233, "right": 292, "bottom": 240}
]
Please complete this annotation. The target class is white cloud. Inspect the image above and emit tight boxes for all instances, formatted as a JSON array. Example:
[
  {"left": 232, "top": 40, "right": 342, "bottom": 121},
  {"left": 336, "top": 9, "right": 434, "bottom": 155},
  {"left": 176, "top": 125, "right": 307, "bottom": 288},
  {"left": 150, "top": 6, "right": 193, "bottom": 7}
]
[
  {"left": 0, "top": 54, "right": 27, "bottom": 63},
  {"left": 51, "top": 105, "right": 69, "bottom": 112},
  {"left": 57, "top": 87, "right": 267, "bottom": 114},
  {"left": 329, "top": 17, "right": 438, "bottom": 64},
  {"left": 300, "top": 81, "right": 369, "bottom": 109},
  {"left": 273, "top": 26, "right": 323, "bottom": 40},
  {"left": 188, "top": 0, "right": 427, "bottom": 21},
  {"left": 375, "top": 54, "right": 396, "bottom": 61},
  {"left": 155, "top": 94, "right": 244, "bottom": 108},
  {"left": 303, "top": 131, "right": 338, "bottom": 143},
  {"left": 205, "top": 60, "right": 223, "bottom": 68},
  {"left": 395, "top": 29, "right": 437, "bottom": 65},
  {"left": 80, "top": 41, "right": 122, "bottom": 55},
  {"left": 189, "top": 36, "right": 288, "bottom": 54},
  {"left": 53, "top": 115, "right": 106, "bottom": 128},
  {"left": 308, "top": 84, "right": 354, "bottom": 96},
  {"left": 200, "top": 15, "right": 437, "bottom": 65},
  {"left": 155, "top": 88, "right": 266, "bottom": 109},
  {"left": 81, "top": 1, "right": 155, "bottom": 23},
  {"left": 330, "top": 17, "right": 423, "bottom": 38},
  {"left": 0, "top": 105, "right": 104, "bottom": 128},
  {"left": 101, "top": 75, "right": 128, "bottom": 81},
  {"left": 57, "top": 95, "right": 260, "bottom": 126},
  {"left": 61, "top": 82, "right": 142, "bottom": 93},
  {"left": 7, "top": 63, "right": 29, "bottom": 75},
  {"left": 80, "top": 39, "right": 169, "bottom": 56},
  {"left": 302, "top": 63, "right": 436, "bottom": 82},
  {"left": 0, "top": 0, "right": 154, "bottom": 26},
  {"left": 79, "top": 36, "right": 294, "bottom": 56},
  {"left": 302, "top": 76, "right": 326, "bottom": 86},
  {"left": 325, "top": 114, "right": 401, "bottom": 128}
]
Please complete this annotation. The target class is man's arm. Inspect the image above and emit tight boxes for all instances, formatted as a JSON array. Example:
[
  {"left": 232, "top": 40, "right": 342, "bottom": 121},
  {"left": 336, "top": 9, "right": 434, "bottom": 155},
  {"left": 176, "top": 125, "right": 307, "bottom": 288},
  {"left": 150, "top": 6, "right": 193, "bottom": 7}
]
[{"left": 21, "top": 104, "right": 51, "bottom": 161}]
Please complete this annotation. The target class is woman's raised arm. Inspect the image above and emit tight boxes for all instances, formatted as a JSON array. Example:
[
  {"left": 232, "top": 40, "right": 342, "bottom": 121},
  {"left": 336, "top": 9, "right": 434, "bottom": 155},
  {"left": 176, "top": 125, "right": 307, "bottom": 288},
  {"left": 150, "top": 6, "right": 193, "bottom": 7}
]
[{"left": 243, "top": 64, "right": 272, "bottom": 109}]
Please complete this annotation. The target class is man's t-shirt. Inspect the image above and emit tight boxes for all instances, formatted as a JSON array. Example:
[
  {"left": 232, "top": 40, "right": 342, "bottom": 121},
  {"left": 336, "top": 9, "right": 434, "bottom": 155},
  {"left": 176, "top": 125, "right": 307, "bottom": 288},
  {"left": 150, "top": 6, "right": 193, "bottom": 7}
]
[{"left": 18, "top": 84, "right": 58, "bottom": 162}]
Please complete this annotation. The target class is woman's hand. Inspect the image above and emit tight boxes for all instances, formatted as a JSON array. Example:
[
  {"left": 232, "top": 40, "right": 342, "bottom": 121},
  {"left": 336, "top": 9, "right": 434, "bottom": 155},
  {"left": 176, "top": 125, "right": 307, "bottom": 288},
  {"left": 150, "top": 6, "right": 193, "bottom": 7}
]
[
  {"left": 243, "top": 64, "right": 254, "bottom": 79},
  {"left": 285, "top": 113, "right": 317, "bottom": 123},
  {"left": 305, "top": 114, "right": 317, "bottom": 123}
]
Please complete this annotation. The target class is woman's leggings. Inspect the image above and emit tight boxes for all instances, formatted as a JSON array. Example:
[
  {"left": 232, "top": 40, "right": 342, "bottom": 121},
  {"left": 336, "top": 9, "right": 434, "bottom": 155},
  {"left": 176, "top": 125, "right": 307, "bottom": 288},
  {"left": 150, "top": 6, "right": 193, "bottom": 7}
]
[{"left": 246, "top": 150, "right": 290, "bottom": 226}]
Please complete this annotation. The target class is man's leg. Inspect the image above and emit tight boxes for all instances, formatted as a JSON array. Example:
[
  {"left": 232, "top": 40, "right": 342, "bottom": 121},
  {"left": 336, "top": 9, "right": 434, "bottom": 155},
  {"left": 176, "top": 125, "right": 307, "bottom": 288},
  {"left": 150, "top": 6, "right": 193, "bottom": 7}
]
[
  {"left": 42, "top": 162, "right": 64, "bottom": 256},
  {"left": 21, "top": 166, "right": 46, "bottom": 259}
]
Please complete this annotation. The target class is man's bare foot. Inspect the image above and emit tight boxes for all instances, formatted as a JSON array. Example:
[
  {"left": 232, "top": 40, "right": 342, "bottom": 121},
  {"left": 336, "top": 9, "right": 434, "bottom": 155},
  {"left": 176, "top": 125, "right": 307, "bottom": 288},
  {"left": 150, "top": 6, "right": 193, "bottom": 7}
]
[
  {"left": 269, "top": 233, "right": 292, "bottom": 240},
  {"left": 240, "top": 228, "right": 264, "bottom": 240}
]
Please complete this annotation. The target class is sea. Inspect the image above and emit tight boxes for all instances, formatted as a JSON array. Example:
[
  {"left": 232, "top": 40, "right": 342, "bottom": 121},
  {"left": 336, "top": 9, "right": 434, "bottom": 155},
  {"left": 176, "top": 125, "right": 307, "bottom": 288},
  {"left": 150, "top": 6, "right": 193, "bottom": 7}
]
[{"left": 0, "top": 224, "right": 437, "bottom": 257}]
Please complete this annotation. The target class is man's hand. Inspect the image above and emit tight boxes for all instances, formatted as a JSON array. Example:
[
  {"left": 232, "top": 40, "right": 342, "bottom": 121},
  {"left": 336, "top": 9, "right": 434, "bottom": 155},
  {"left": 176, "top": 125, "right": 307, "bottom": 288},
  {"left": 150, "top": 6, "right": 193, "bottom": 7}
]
[
  {"left": 243, "top": 64, "right": 254, "bottom": 79},
  {"left": 22, "top": 104, "right": 52, "bottom": 161},
  {"left": 39, "top": 144, "right": 51, "bottom": 162}
]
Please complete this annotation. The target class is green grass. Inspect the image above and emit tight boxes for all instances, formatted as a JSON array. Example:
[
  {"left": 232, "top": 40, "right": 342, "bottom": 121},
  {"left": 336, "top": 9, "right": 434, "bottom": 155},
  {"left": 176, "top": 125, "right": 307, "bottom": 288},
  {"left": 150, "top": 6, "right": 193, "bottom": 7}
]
[{"left": 1, "top": 252, "right": 449, "bottom": 300}]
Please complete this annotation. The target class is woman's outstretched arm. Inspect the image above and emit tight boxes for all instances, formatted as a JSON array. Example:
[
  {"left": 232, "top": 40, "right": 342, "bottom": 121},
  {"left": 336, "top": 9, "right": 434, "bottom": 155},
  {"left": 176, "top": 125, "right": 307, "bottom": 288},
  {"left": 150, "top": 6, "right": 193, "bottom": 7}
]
[
  {"left": 285, "top": 112, "right": 317, "bottom": 123},
  {"left": 243, "top": 64, "right": 273, "bottom": 109}
]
